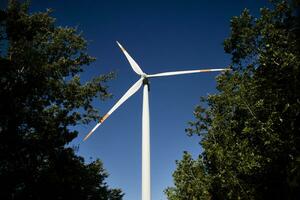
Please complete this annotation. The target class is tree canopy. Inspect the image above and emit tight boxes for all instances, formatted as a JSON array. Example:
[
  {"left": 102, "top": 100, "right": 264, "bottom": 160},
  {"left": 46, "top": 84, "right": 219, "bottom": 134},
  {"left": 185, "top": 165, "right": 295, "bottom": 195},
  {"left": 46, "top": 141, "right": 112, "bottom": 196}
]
[
  {"left": 0, "top": 1, "right": 123, "bottom": 199},
  {"left": 166, "top": 1, "right": 300, "bottom": 199}
]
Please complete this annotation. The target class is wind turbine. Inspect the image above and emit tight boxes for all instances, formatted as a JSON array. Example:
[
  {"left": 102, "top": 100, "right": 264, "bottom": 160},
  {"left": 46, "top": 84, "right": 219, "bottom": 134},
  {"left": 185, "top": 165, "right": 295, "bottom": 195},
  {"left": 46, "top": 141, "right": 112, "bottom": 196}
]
[{"left": 83, "top": 41, "right": 229, "bottom": 200}]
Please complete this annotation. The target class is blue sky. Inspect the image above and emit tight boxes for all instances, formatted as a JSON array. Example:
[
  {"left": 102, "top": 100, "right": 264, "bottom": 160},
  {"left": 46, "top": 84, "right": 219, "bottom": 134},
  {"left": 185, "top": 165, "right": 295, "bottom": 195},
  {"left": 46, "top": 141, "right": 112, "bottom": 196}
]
[{"left": 3, "top": 0, "right": 270, "bottom": 199}]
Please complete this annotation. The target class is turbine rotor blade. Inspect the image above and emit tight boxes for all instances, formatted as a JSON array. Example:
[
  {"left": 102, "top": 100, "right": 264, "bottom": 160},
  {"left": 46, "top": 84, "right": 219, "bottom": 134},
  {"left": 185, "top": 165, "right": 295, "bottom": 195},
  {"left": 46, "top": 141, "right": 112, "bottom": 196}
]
[
  {"left": 83, "top": 78, "right": 144, "bottom": 141},
  {"left": 116, "top": 41, "right": 144, "bottom": 75},
  {"left": 147, "top": 68, "right": 230, "bottom": 78}
]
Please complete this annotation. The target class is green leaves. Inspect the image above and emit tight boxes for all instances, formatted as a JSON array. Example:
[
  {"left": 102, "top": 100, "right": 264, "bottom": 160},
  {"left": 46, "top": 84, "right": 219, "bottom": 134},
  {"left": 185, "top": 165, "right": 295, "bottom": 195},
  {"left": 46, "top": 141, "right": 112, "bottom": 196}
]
[{"left": 165, "top": 152, "right": 211, "bottom": 200}]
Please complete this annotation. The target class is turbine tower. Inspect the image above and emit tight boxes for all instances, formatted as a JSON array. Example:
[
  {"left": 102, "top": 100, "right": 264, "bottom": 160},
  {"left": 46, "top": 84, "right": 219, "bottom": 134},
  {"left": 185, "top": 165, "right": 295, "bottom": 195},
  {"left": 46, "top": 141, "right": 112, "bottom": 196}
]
[{"left": 83, "top": 42, "right": 229, "bottom": 200}]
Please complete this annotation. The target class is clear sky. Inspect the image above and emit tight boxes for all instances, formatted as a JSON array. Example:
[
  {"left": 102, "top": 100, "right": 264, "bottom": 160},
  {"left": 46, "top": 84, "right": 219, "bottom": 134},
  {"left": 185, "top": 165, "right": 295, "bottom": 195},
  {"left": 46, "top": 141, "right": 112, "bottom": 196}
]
[{"left": 4, "top": 1, "right": 270, "bottom": 199}]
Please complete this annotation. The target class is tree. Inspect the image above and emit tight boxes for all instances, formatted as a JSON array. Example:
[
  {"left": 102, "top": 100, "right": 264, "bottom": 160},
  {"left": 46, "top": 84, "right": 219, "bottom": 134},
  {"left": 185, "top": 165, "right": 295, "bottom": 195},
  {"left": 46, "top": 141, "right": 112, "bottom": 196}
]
[
  {"left": 165, "top": 152, "right": 211, "bottom": 200},
  {"left": 0, "top": 1, "right": 123, "bottom": 199},
  {"left": 166, "top": 1, "right": 300, "bottom": 199}
]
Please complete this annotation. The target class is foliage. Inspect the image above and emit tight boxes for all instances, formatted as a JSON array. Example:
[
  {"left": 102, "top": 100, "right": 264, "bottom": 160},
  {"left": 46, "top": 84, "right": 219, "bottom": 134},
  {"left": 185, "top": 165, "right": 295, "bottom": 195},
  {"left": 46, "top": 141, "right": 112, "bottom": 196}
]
[
  {"left": 165, "top": 152, "right": 211, "bottom": 200},
  {"left": 0, "top": 1, "right": 122, "bottom": 199},
  {"left": 166, "top": 1, "right": 300, "bottom": 199}
]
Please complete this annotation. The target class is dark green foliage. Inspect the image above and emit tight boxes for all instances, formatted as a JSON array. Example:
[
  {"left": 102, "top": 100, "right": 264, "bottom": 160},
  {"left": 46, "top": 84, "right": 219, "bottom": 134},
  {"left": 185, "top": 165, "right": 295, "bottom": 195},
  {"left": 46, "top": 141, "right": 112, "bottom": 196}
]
[
  {"left": 0, "top": 1, "right": 122, "bottom": 199},
  {"left": 166, "top": 1, "right": 300, "bottom": 199}
]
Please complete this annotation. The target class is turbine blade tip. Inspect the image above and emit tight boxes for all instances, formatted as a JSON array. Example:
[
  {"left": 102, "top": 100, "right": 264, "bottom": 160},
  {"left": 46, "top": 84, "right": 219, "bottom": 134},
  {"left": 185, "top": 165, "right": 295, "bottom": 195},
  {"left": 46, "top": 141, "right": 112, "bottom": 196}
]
[
  {"left": 116, "top": 41, "right": 123, "bottom": 48},
  {"left": 83, "top": 134, "right": 91, "bottom": 141},
  {"left": 117, "top": 43, "right": 125, "bottom": 51}
]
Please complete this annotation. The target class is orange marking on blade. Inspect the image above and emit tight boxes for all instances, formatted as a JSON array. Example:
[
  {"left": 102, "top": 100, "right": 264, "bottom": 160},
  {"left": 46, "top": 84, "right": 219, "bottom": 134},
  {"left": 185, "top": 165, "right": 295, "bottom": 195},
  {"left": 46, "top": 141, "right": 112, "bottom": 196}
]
[
  {"left": 99, "top": 113, "right": 109, "bottom": 123},
  {"left": 120, "top": 46, "right": 126, "bottom": 52},
  {"left": 198, "top": 69, "right": 211, "bottom": 72}
]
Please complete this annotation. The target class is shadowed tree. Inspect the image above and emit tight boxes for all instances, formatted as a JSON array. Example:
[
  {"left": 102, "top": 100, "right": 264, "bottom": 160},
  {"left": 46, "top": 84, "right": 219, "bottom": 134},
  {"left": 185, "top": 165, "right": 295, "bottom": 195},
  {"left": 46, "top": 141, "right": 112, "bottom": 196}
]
[
  {"left": 166, "top": 1, "right": 300, "bottom": 199},
  {"left": 0, "top": 1, "right": 123, "bottom": 199}
]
